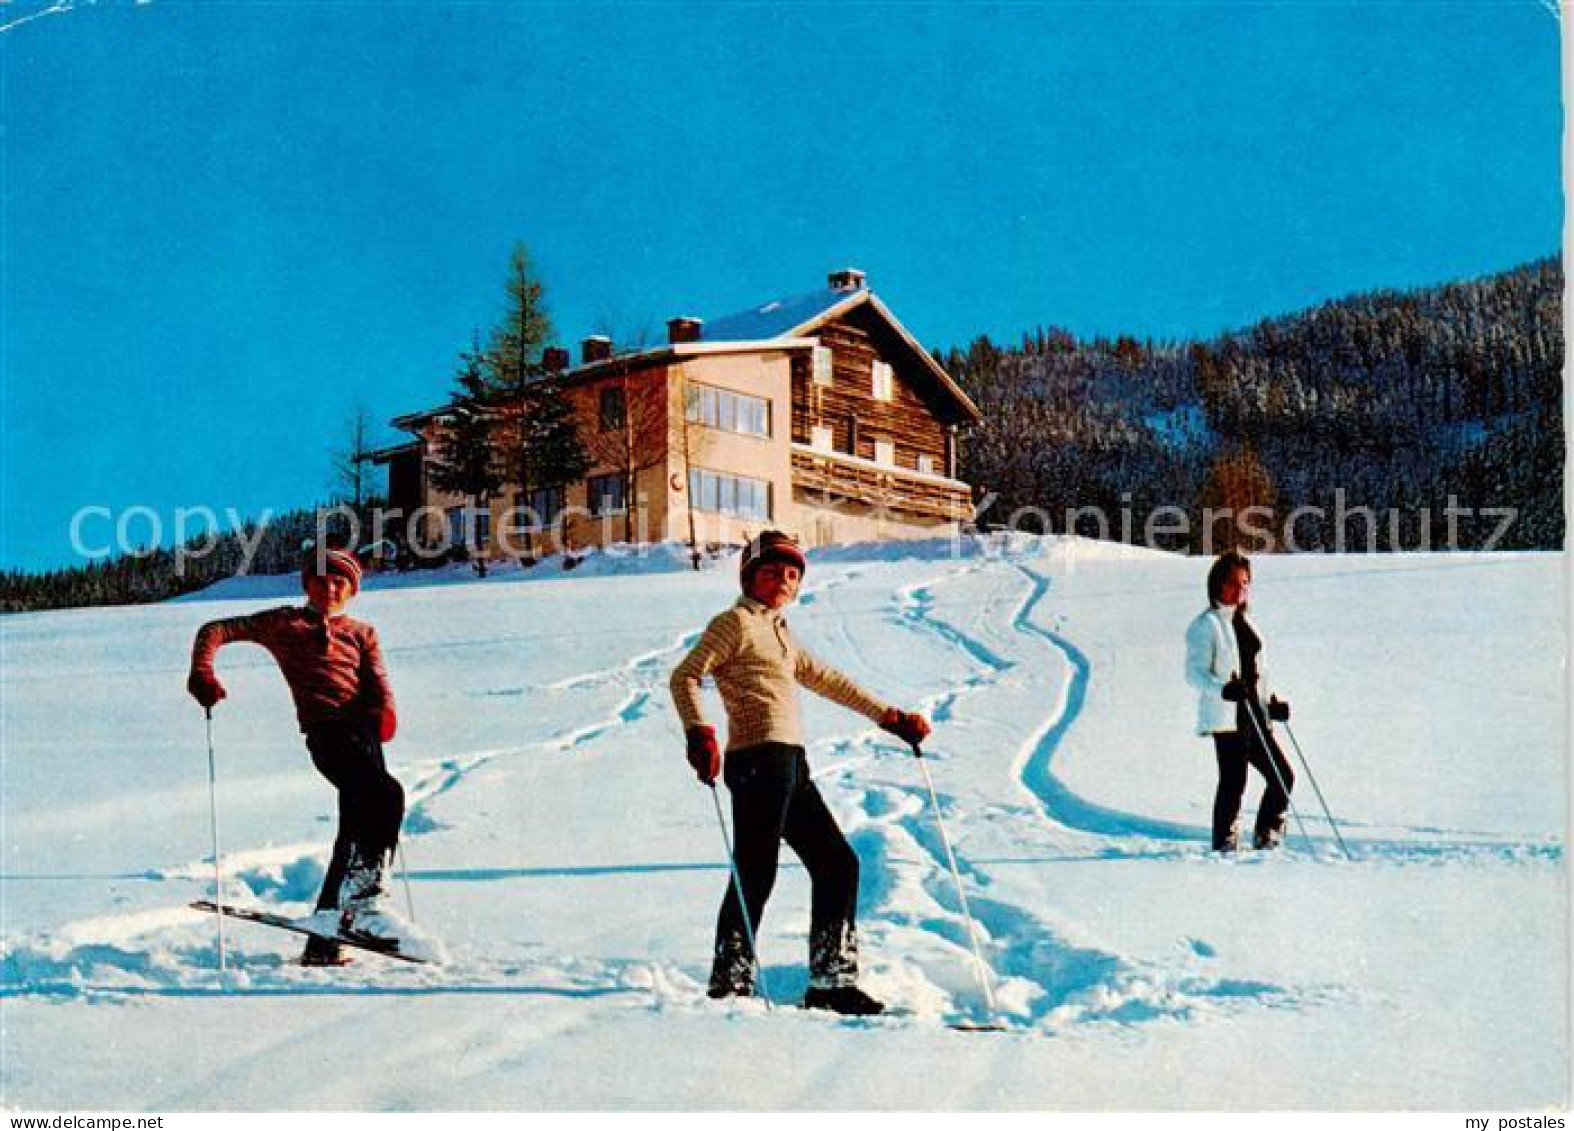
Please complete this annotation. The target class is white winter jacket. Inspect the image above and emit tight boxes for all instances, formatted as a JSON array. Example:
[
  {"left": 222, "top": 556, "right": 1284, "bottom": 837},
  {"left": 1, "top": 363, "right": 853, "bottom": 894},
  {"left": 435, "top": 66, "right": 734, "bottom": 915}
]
[{"left": 1184, "top": 605, "right": 1271, "bottom": 735}]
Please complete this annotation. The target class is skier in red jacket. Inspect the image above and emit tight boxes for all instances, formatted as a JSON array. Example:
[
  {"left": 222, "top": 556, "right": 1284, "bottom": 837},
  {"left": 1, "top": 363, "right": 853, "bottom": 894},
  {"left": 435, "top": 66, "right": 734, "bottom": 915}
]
[{"left": 186, "top": 545, "right": 404, "bottom": 966}]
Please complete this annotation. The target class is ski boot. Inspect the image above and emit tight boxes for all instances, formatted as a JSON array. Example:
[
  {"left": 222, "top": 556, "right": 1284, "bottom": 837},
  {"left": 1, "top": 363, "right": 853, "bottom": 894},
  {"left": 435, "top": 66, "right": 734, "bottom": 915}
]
[
  {"left": 336, "top": 848, "right": 403, "bottom": 945},
  {"left": 707, "top": 930, "right": 758, "bottom": 1001},
  {"left": 300, "top": 935, "right": 352, "bottom": 967},
  {"left": 803, "top": 984, "right": 885, "bottom": 1017}
]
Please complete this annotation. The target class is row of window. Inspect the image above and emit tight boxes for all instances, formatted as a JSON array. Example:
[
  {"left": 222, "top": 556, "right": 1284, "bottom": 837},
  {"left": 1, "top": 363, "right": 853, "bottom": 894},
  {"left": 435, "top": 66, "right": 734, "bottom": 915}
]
[
  {"left": 599, "top": 354, "right": 896, "bottom": 445},
  {"left": 522, "top": 477, "right": 630, "bottom": 524},
  {"left": 444, "top": 467, "right": 772, "bottom": 545},
  {"left": 687, "top": 384, "right": 770, "bottom": 438},
  {"left": 688, "top": 468, "right": 771, "bottom": 521},
  {"left": 604, "top": 381, "right": 775, "bottom": 439},
  {"left": 812, "top": 346, "right": 894, "bottom": 402}
]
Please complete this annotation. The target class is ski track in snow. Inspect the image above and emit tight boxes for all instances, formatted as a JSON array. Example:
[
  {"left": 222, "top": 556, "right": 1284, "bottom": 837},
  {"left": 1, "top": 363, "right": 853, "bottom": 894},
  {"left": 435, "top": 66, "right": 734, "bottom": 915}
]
[
  {"left": 992, "top": 560, "right": 1561, "bottom": 867},
  {"left": 0, "top": 572, "right": 866, "bottom": 1007},
  {"left": 809, "top": 553, "right": 1305, "bottom": 1029},
  {"left": 809, "top": 550, "right": 1559, "bottom": 1032},
  {"left": 1007, "top": 563, "right": 1205, "bottom": 847},
  {"left": 2, "top": 553, "right": 1558, "bottom": 1044}
]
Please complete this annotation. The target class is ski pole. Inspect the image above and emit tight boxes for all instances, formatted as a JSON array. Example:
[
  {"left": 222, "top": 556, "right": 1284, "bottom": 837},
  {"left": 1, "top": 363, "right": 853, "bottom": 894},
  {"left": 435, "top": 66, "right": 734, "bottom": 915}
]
[
  {"left": 1282, "top": 721, "right": 1354, "bottom": 862},
  {"left": 708, "top": 782, "right": 772, "bottom": 1008},
  {"left": 395, "top": 841, "right": 417, "bottom": 923},
  {"left": 1239, "top": 703, "right": 1313, "bottom": 851},
  {"left": 911, "top": 744, "right": 998, "bottom": 1015},
  {"left": 204, "top": 708, "right": 228, "bottom": 980}
]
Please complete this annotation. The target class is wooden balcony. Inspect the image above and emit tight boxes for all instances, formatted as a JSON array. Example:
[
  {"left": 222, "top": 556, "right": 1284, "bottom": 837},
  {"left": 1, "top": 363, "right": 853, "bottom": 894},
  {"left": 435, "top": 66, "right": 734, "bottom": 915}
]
[{"left": 790, "top": 445, "right": 974, "bottom": 522}]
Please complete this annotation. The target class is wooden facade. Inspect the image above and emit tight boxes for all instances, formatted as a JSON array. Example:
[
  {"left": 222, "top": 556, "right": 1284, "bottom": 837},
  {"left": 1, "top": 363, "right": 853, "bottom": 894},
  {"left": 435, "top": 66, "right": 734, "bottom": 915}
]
[{"left": 791, "top": 304, "right": 963, "bottom": 478}]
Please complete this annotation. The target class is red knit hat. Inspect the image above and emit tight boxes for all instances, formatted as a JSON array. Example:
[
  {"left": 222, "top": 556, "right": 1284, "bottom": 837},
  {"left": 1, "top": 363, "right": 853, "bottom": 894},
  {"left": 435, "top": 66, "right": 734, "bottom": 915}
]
[
  {"left": 301, "top": 546, "right": 363, "bottom": 596},
  {"left": 740, "top": 530, "right": 806, "bottom": 593}
]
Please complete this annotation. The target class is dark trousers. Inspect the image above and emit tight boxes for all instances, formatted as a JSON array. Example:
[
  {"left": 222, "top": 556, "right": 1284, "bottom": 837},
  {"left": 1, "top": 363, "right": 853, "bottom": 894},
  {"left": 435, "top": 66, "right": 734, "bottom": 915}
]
[
  {"left": 1211, "top": 701, "right": 1295, "bottom": 850},
  {"left": 711, "top": 742, "right": 861, "bottom": 993},
  {"left": 303, "top": 720, "right": 405, "bottom": 913}
]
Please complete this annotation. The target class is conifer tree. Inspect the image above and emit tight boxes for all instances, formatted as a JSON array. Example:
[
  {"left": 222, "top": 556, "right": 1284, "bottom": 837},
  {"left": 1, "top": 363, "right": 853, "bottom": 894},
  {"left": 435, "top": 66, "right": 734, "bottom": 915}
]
[
  {"left": 482, "top": 242, "right": 589, "bottom": 560},
  {"left": 429, "top": 347, "right": 504, "bottom": 576}
]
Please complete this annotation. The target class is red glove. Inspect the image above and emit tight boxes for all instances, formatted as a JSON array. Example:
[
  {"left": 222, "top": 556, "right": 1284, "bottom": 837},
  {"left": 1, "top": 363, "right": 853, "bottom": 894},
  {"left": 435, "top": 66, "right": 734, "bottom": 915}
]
[
  {"left": 879, "top": 708, "right": 931, "bottom": 748},
  {"left": 187, "top": 671, "right": 226, "bottom": 710},
  {"left": 686, "top": 725, "right": 721, "bottom": 784},
  {"left": 377, "top": 705, "right": 398, "bottom": 743}
]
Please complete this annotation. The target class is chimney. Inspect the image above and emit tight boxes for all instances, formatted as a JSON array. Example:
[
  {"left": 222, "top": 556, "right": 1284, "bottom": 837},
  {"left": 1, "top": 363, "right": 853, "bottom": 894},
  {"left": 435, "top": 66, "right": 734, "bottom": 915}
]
[
  {"left": 581, "top": 335, "right": 612, "bottom": 364},
  {"left": 543, "top": 346, "right": 570, "bottom": 372},
  {"left": 828, "top": 268, "right": 867, "bottom": 293},
  {"left": 667, "top": 316, "right": 703, "bottom": 344}
]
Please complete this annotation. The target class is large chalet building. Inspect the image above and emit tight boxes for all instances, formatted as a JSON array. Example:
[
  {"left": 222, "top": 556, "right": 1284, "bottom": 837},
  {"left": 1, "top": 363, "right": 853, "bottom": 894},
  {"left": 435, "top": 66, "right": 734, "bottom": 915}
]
[{"left": 373, "top": 269, "right": 982, "bottom": 557}]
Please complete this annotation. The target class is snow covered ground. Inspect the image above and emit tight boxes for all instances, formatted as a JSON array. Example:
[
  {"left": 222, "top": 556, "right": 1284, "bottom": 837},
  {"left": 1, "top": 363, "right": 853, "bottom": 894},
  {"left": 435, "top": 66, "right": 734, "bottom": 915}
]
[{"left": 1, "top": 537, "right": 1566, "bottom": 1111}]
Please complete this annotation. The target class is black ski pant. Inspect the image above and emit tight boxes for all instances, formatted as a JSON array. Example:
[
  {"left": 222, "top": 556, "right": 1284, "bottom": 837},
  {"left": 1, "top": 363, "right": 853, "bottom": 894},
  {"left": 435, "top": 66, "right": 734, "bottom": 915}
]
[
  {"left": 303, "top": 720, "right": 405, "bottom": 914},
  {"left": 711, "top": 742, "right": 861, "bottom": 994},
  {"left": 1211, "top": 701, "right": 1295, "bottom": 850}
]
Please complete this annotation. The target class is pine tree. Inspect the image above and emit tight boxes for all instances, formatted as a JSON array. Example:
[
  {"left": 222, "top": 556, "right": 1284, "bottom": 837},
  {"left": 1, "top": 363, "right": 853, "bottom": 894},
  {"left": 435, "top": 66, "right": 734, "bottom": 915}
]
[
  {"left": 481, "top": 242, "right": 589, "bottom": 560},
  {"left": 522, "top": 370, "right": 592, "bottom": 552},
  {"left": 429, "top": 348, "right": 504, "bottom": 576}
]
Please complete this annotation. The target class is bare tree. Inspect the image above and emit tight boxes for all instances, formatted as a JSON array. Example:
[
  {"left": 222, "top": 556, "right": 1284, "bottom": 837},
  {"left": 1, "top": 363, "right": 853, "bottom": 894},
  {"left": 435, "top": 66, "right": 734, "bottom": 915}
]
[
  {"left": 332, "top": 402, "right": 378, "bottom": 507},
  {"left": 584, "top": 368, "right": 671, "bottom": 543},
  {"left": 670, "top": 369, "right": 711, "bottom": 569}
]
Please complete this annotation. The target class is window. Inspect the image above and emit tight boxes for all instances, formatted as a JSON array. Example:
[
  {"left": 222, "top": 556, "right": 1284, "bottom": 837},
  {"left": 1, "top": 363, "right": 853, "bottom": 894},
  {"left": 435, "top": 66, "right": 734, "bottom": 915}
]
[
  {"left": 447, "top": 505, "right": 489, "bottom": 549},
  {"left": 873, "top": 438, "right": 895, "bottom": 467},
  {"left": 587, "top": 473, "right": 627, "bottom": 516},
  {"left": 917, "top": 453, "right": 937, "bottom": 476},
  {"left": 511, "top": 485, "right": 565, "bottom": 530},
  {"left": 812, "top": 345, "right": 833, "bottom": 386},
  {"left": 687, "top": 383, "right": 771, "bottom": 438},
  {"left": 599, "top": 386, "right": 626, "bottom": 432},
  {"left": 688, "top": 468, "right": 771, "bottom": 521},
  {"left": 811, "top": 424, "right": 834, "bottom": 452},
  {"left": 872, "top": 360, "right": 894, "bottom": 402}
]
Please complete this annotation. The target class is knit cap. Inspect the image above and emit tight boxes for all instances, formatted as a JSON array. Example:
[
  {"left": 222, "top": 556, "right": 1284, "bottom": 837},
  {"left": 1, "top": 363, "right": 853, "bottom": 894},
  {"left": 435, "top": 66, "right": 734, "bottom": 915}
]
[
  {"left": 740, "top": 530, "right": 806, "bottom": 593},
  {"left": 301, "top": 544, "right": 363, "bottom": 596}
]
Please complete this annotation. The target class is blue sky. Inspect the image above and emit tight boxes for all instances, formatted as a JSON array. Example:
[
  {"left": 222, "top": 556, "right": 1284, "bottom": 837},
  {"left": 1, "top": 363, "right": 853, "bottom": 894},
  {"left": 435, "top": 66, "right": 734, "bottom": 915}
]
[{"left": 2, "top": 0, "right": 1562, "bottom": 571}]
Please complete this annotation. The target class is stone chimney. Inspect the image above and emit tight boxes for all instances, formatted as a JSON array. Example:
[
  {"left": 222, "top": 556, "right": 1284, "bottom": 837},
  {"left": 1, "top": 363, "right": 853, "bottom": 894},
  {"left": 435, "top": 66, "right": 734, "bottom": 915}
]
[
  {"left": 828, "top": 268, "right": 867, "bottom": 293},
  {"left": 667, "top": 316, "right": 703, "bottom": 344},
  {"left": 542, "top": 346, "right": 570, "bottom": 372},
  {"left": 581, "top": 335, "right": 612, "bottom": 364}
]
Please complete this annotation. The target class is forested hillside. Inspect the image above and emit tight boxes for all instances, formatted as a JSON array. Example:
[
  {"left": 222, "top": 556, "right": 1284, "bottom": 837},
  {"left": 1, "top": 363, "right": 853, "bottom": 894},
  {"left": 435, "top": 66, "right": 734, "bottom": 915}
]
[
  {"left": 0, "top": 506, "right": 375, "bottom": 613},
  {"left": 946, "top": 257, "right": 1563, "bottom": 551}
]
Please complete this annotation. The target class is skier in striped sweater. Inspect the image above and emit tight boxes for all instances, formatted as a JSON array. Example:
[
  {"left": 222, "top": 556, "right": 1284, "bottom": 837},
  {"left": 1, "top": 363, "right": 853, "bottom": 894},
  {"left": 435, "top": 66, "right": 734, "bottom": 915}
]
[
  {"left": 670, "top": 531, "right": 931, "bottom": 1015},
  {"left": 186, "top": 544, "right": 405, "bottom": 966}
]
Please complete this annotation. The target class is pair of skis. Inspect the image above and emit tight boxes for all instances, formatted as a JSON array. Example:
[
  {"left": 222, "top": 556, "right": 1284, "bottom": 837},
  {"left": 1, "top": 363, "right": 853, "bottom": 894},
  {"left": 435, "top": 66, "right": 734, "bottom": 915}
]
[
  {"left": 191, "top": 899, "right": 1008, "bottom": 1031},
  {"left": 190, "top": 899, "right": 430, "bottom": 965}
]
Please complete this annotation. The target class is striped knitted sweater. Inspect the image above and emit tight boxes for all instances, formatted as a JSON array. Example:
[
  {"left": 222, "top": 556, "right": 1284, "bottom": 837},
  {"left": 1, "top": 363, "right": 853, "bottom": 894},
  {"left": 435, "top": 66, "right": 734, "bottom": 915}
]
[
  {"left": 190, "top": 604, "right": 394, "bottom": 732},
  {"left": 670, "top": 596, "right": 890, "bottom": 752}
]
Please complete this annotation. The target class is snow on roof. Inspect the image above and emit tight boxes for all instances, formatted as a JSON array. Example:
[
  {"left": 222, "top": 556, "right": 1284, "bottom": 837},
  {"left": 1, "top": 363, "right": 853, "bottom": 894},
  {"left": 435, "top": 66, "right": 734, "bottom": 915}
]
[{"left": 699, "top": 286, "right": 861, "bottom": 343}]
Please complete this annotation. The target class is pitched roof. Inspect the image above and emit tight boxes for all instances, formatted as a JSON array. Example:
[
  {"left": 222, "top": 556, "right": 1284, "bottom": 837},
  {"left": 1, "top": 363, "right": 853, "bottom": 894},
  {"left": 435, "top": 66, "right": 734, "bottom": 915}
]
[
  {"left": 697, "top": 283, "right": 981, "bottom": 423},
  {"left": 390, "top": 274, "right": 982, "bottom": 432},
  {"left": 698, "top": 286, "right": 864, "bottom": 343}
]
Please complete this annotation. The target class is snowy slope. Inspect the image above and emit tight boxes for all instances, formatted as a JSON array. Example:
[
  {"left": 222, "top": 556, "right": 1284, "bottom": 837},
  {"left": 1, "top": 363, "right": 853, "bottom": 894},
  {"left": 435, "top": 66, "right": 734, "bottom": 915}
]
[{"left": 1, "top": 537, "right": 1566, "bottom": 1110}]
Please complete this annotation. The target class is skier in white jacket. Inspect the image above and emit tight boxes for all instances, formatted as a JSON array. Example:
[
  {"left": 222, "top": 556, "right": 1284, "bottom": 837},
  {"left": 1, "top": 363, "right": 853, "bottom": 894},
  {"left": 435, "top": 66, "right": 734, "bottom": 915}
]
[{"left": 1185, "top": 550, "right": 1295, "bottom": 851}]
